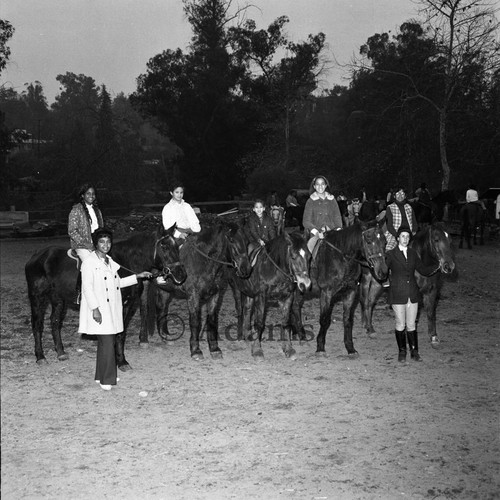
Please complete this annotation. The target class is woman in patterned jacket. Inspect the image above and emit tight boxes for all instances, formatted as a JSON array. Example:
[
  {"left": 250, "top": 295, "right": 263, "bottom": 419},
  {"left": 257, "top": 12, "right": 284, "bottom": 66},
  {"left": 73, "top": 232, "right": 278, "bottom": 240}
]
[
  {"left": 385, "top": 187, "right": 417, "bottom": 251},
  {"left": 68, "top": 183, "right": 104, "bottom": 303},
  {"left": 68, "top": 183, "right": 104, "bottom": 260}
]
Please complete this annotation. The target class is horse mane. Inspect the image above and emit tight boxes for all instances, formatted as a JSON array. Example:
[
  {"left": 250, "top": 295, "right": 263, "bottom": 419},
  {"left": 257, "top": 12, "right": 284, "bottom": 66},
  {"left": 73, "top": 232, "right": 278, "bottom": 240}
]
[
  {"left": 324, "top": 224, "right": 363, "bottom": 256},
  {"left": 266, "top": 232, "right": 305, "bottom": 266},
  {"left": 411, "top": 223, "right": 449, "bottom": 265}
]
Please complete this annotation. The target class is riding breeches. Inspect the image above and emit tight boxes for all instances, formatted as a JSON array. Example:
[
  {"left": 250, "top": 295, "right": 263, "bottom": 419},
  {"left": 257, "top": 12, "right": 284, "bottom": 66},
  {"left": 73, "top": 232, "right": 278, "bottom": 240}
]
[{"left": 392, "top": 300, "right": 418, "bottom": 331}]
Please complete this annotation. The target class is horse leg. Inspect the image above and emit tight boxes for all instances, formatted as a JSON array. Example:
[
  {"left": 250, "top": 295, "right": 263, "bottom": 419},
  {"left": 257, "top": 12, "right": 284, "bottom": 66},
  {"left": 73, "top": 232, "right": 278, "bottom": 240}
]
[
  {"left": 316, "top": 288, "right": 335, "bottom": 355},
  {"left": 359, "top": 271, "right": 381, "bottom": 336},
  {"left": 281, "top": 296, "right": 297, "bottom": 360},
  {"left": 342, "top": 288, "right": 359, "bottom": 356},
  {"left": 242, "top": 295, "right": 254, "bottom": 342},
  {"left": 187, "top": 295, "right": 204, "bottom": 360},
  {"left": 30, "top": 291, "right": 49, "bottom": 364},
  {"left": 229, "top": 281, "right": 244, "bottom": 341},
  {"left": 206, "top": 293, "right": 223, "bottom": 359},
  {"left": 422, "top": 285, "right": 440, "bottom": 348},
  {"left": 251, "top": 295, "right": 266, "bottom": 358},
  {"left": 49, "top": 298, "right": 68, "bottom": 361},
  {"left": 138, "top": 281, "right": 153, "bottom": 346},
  {"left": 113, "top": 291, "right": 138, "bottom": 371},
  {"left": 290, "top": 289, "right": 307, "bottom": 344},
  {"left": 156, "top": 289, "right": 173, "bottom": 341}
]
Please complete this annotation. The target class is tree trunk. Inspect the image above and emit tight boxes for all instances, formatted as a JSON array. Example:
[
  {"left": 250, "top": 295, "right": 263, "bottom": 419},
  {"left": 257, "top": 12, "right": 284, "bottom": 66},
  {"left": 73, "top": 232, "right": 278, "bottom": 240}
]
[
  {"left": 439, "top": 108, "right": 450, "bottom": 191},
  {"left": 284, "top": 103, "right": 290, "bottom": 168}
]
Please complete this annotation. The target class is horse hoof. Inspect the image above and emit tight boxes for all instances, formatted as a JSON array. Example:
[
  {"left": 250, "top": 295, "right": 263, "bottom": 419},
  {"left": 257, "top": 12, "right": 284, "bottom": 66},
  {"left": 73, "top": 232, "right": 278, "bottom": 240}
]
[
  {"left": 347, "top": 351, "right": 359, "bottom": 358},
  {"left": 36, "top": 358, "right": 48, "bottom": 365},
  {"left": 57, "top": 353, "right": 69, "bottom": 361},
  {"left": 191, "top": 352, "right": 204, "bottom": 361},
  {"left": 118, "top": 363, "right": 132, "bottom": 372},
  {"left": 430, "top": 336, "right": 440, "bottom": 348},
  {"left": 252, "top": 350, "right": 264, "bottom": 359},
  {"left": 284, "top": 349, "right": 297, "bottom": 360},
  {"left": 139, "top": 342, "right": 149, "bottom": 348},
  {"left": 210, "top": 350, "right": 223, "bottom": 360},
  {"left": 367, "top": 331, "right": 377, "bottom": 339},
  {"left": 315, "top": 351, "right": 327, "bottom": 357}
]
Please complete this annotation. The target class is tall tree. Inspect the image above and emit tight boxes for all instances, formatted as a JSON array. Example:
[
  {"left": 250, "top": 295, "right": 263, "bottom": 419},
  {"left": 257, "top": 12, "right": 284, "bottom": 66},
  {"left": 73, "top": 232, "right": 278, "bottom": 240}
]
[
  {"left": 134, "top": 0, "right": 258, "bottom": 198},
  {"left": 356, "top": 1, "right": 500, "bottom": 189},
  {"left": 133, "top": 0, "right": 326, "bottom": 198},
  {"left": 416, "top": 0, "right": 500, "bottom": 189},
  {"left": 0, "top": 19, "right": 14, "bottom": 75},
  {"left": 230, "top": 17, "right": 326, "bottom": 167}
]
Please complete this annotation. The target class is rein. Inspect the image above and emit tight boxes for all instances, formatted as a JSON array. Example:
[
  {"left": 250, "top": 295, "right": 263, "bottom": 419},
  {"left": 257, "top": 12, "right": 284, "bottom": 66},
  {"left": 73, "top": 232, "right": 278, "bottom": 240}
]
[
  {"left": 193, "top": 246, "right": 235, "bottom": 267},
  {"left": 322, "top": 229, "right": 383, "bottom": 269}
]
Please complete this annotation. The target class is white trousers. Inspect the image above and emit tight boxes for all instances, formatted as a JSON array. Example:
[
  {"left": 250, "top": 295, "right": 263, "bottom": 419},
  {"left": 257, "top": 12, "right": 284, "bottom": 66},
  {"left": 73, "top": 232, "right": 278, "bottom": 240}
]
[{"left": 392, "top": 300, "right": 418, "bottom": 331}]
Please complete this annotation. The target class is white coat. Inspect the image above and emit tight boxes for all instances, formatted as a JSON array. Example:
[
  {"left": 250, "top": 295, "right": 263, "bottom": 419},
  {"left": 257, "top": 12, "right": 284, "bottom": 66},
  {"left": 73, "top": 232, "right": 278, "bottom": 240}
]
[{"left": 78, "top": 252, "right": 138, "bottom": 335}]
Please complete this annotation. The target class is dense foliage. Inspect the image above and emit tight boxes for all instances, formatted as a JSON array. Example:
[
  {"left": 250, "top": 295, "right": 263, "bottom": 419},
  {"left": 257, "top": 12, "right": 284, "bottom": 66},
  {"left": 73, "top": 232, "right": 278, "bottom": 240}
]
[{"left": 1, "top": 0, "right": 498, "bottom": 212}]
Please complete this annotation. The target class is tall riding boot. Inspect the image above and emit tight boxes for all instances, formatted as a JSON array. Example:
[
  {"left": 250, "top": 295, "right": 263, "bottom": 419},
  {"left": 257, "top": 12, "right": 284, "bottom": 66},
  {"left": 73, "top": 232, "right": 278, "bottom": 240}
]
[
  {"left": 395, "top": 329, "right": 407, "bottom": 362},
  {"left": 74, "top": 272, "right": 82, "bottom": 305},
  {"left": 407, "top": 330, "right": 422, "bottom": 361}
]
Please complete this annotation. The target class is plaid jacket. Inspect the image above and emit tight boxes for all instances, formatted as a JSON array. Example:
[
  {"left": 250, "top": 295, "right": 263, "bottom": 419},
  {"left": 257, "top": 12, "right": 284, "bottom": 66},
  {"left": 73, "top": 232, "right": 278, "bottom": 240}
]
[{"left": 385, "top": 202, "right": 416, "bottom": 250}]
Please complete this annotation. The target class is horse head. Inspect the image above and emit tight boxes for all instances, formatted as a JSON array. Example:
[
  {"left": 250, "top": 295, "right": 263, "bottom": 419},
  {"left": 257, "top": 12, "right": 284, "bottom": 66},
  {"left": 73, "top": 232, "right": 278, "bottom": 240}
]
[
  {"left": 285, "top": 231, "right": 311, "bottom": 292},
  {"left": 155, "top": 225, "right": 187, "bottom": 285},
  {"left": 361, "top": 223, "right": 388, "bottom": 281},
  {"left": 225, "top": 224, "right": 252, "bottom": 279},
  {"left": 429, "top": 224, "right": 455, "bottom": 274}
]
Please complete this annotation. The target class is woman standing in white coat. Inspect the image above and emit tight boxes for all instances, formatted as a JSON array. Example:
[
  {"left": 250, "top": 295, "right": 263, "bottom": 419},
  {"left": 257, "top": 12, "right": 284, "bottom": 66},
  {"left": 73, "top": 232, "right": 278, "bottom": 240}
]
[{"left": 79, "top": 228, "right": 152, "bottom": 391}]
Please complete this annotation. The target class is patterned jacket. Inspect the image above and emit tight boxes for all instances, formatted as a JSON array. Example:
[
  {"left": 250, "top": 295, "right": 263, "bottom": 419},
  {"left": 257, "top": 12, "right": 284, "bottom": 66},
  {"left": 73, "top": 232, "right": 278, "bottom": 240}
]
[
  {"left": 385, "top": 202, "right": 417, "bottom": 250},
  {"left": 68, "top": 203, "right": 104, "bottom": 250}
]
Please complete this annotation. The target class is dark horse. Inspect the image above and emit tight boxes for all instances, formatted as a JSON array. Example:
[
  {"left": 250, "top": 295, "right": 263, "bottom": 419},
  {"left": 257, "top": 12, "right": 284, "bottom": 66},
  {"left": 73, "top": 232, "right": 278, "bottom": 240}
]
[
  {"left": 411, "top": 190, "right": 458, "bottom": 227},
  {"left": 25, "top": 225, "right": 186, "bottom": 367},
  {"left": 299, "top": 222, "right": 388, "bottom": 356},
  {"left": 459, "top": 202, "right": 485, "bottom": 249},
  {"left": 358, "top": 199, "right": 380, "bottom": 222},
  {"left": 359, "top": 223, "right": 455, "bottom": 346},
  {"left": 230, "top": 231, "right": 311, "bottom": 359},
  {"left": 150, "top": 222, "right": 252, "bottom": 360}
]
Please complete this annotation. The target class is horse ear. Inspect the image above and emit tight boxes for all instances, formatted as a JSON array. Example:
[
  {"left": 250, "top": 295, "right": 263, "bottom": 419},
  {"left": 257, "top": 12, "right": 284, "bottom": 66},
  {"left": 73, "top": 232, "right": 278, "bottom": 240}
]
[{"left": 161, "top": 223, "right": 176, "bottom": 237}]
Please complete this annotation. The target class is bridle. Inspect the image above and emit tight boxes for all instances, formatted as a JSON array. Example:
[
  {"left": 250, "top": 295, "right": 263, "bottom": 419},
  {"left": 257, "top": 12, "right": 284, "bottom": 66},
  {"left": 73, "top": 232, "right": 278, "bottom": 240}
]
[
  {"left": 153, "top": 235, "right": 183, "bottom": 282},
  {"left": 262, "top": 244, "right": 308, "bottom": 284},
  {"left": 111, "top": 234, "right": 182, "bottom": 282}
]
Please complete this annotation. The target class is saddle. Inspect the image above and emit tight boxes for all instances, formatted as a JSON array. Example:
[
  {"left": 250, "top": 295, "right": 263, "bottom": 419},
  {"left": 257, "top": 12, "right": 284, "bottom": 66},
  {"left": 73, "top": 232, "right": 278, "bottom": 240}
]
[{"left": 247, "top": 243, "right": 264, "bottom": 267}]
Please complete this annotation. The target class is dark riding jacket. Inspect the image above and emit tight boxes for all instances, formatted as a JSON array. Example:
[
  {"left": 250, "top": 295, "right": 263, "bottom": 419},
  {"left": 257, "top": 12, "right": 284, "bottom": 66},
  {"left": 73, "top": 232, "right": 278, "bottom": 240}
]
[
  {"left": 386, "top": 246, "right": 437, "bottom": 305},
  {"left": 246, "top": 212, "right": 276, "bottom": 244}
]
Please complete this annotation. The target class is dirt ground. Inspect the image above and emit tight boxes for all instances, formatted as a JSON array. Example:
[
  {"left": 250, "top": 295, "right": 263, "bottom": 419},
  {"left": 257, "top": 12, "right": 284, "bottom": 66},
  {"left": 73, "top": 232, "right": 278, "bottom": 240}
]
[{"left": 1, "top": 233, "right": 499, "bottom": 500}]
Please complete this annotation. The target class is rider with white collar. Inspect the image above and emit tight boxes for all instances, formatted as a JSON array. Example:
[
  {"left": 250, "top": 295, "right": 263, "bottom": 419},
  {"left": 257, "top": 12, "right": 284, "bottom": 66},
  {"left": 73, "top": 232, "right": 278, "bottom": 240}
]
[{"left": 302, "top": 175, "right": 343, "bottom": 254}]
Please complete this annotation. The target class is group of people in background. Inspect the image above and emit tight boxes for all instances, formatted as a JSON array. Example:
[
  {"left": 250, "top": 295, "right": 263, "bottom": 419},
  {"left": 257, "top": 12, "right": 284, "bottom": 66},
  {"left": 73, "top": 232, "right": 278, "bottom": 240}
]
[{"left": 68, "top": 176, "right": 496, "bottom": 389}]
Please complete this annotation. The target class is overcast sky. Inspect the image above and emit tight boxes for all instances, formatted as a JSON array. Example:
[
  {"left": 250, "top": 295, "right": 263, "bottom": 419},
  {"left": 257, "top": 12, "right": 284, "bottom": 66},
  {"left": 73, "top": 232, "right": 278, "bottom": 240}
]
[{"left": 1, "top": 0, "right": 420, "bottom": 104}]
